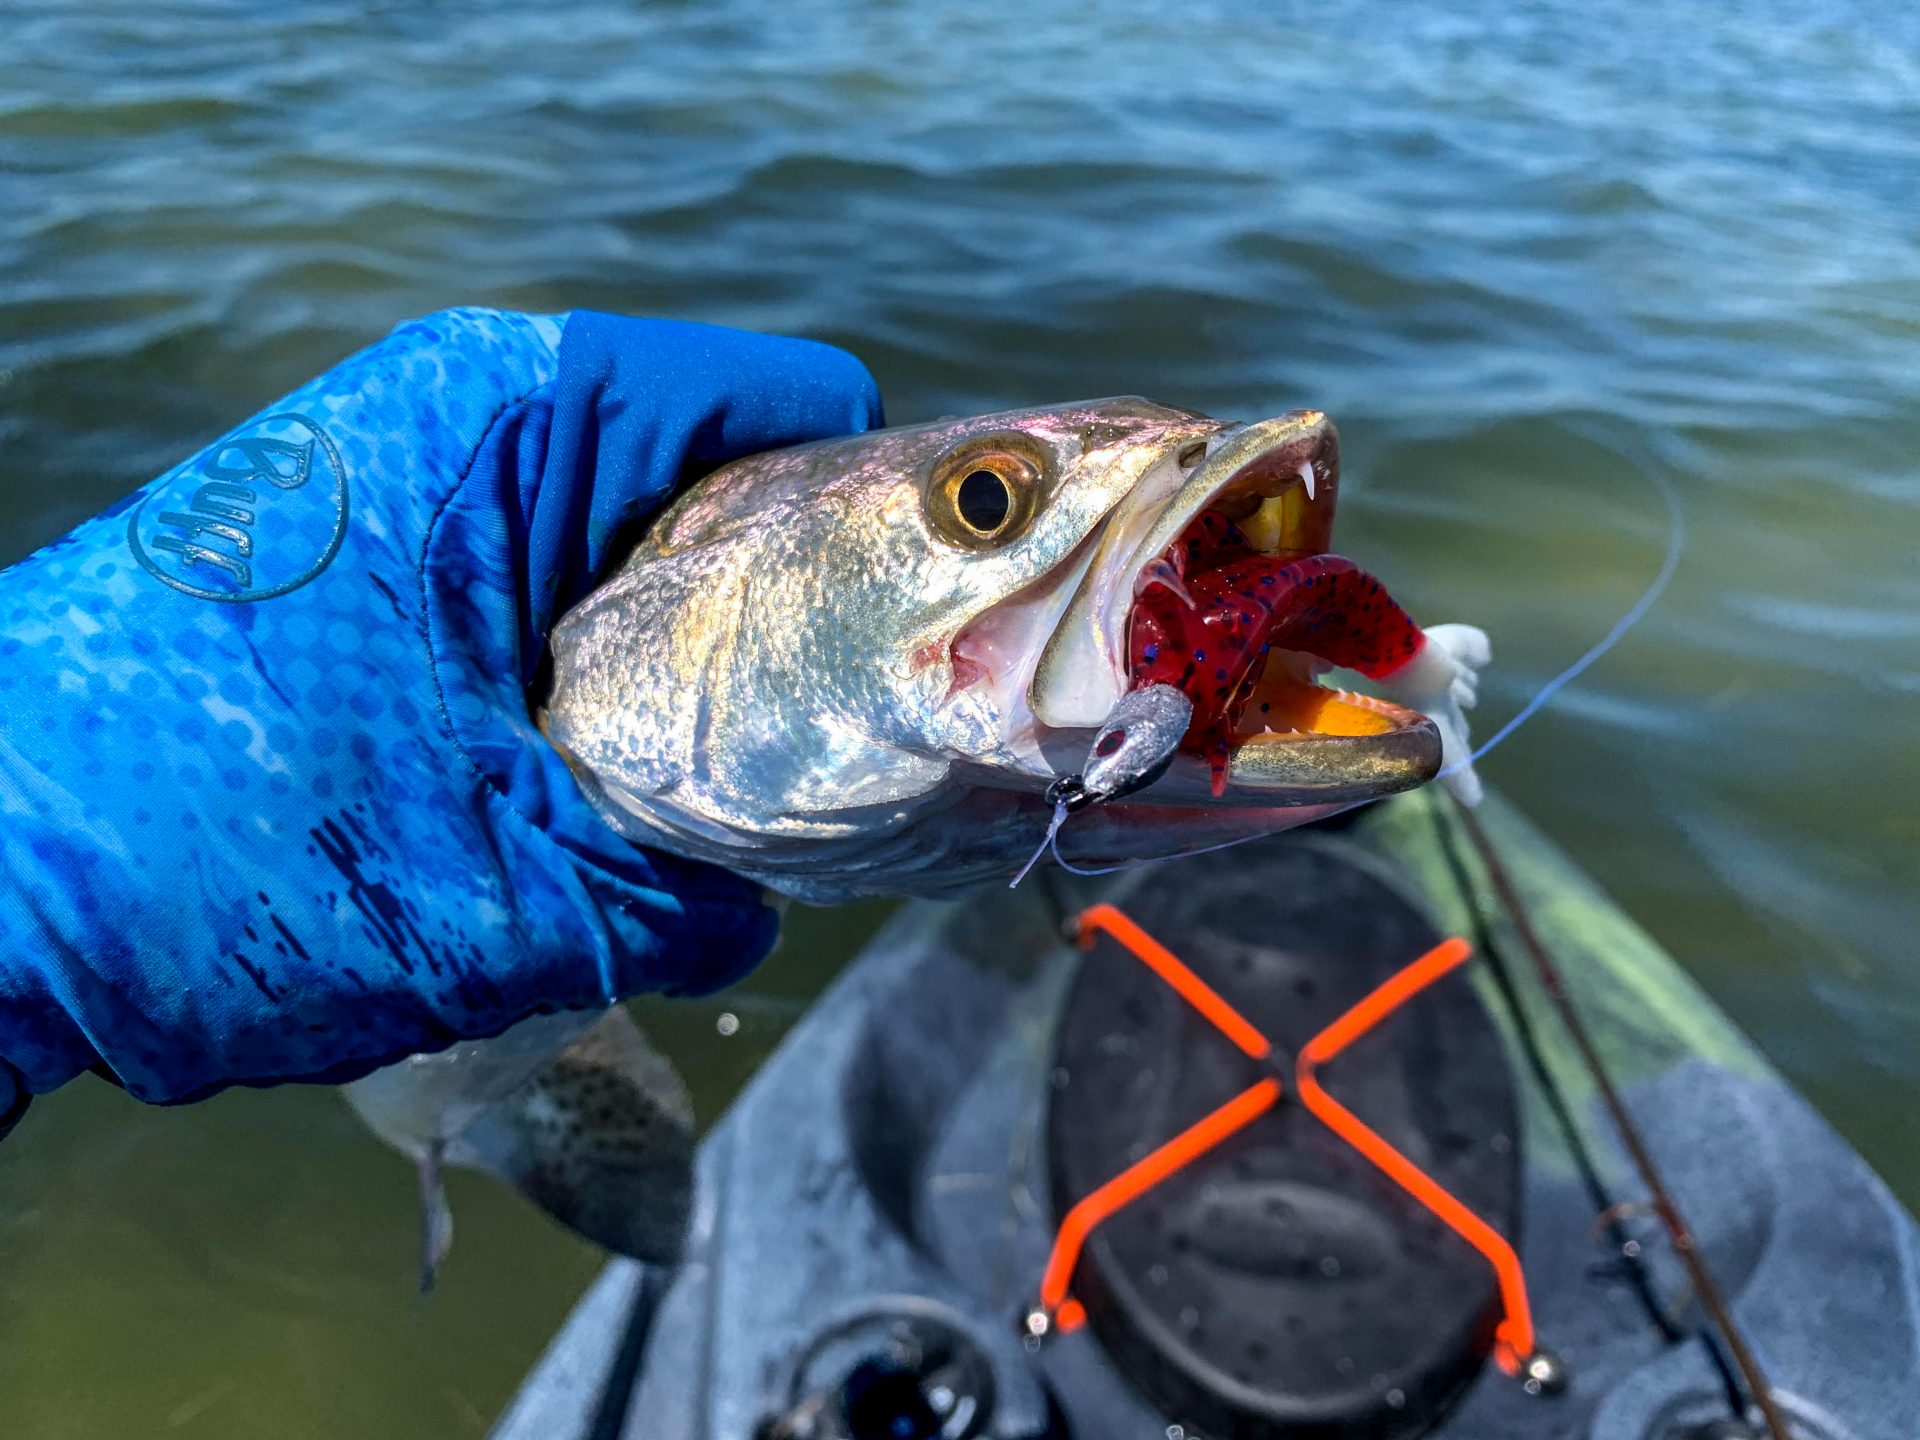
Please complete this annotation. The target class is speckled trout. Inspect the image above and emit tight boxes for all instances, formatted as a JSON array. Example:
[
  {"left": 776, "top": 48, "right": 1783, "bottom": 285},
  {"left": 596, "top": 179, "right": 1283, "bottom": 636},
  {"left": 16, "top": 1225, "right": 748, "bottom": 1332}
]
[{"left": 347, "top": 399, "right": 1489, "bottom": 1280}]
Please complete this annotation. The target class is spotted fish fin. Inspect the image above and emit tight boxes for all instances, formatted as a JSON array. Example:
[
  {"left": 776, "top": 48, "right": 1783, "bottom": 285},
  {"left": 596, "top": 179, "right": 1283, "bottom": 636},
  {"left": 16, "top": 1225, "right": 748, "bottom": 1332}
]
[{"left": 445, "top": 1006, "right": 697, "bottom": 1266}]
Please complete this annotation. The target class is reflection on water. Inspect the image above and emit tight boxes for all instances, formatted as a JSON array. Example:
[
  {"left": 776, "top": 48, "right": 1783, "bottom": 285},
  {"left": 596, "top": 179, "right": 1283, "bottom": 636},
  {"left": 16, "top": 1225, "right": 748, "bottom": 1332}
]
[{"left": 3, "top": 1, "right": 1917, "bottom": 1435}]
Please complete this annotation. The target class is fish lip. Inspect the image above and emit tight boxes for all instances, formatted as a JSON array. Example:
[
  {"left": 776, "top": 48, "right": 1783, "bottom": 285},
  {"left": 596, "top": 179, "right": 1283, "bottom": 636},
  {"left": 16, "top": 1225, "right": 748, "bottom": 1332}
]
[
  {"left": 1030, "top": 409, "right": 1443, "bottom": 805},
  {"left": 1116, "top": 696, "right": 1441, "bottom": 809},
  {"left": 1219, "top": 710, "right": 1441, "bottom": 802}
]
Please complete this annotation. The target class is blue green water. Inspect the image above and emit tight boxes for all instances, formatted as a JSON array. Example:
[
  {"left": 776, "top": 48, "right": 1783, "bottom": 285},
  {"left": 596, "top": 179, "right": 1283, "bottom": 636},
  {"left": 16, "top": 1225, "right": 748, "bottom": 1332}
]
[{"left": 2, "top": 2, "right": 1917, "bottom": 1434}]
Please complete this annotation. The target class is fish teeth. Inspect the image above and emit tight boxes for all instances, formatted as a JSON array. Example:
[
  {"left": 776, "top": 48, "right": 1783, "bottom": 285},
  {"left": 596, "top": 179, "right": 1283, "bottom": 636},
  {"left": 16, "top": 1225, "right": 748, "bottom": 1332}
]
[{"left": 1297, "top": 459, "right": 1316, "bottom": 501}]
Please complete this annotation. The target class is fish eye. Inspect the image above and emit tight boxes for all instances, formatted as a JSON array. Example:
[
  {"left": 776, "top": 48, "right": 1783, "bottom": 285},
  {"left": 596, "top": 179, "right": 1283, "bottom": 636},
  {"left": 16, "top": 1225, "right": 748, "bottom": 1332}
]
[
  {"left": 926, "top": 439, "right": 1044, "bottom": 549},
  {"left": 956, "top": 469, "right": 1012, "bottom": 533}
]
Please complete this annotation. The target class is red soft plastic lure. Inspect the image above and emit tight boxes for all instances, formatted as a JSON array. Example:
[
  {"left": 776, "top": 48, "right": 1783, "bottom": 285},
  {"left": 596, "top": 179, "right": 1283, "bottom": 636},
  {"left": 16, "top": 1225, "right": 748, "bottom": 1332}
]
[{"left": 1127, "top": 513, "right": 1426, "bottom": 790}]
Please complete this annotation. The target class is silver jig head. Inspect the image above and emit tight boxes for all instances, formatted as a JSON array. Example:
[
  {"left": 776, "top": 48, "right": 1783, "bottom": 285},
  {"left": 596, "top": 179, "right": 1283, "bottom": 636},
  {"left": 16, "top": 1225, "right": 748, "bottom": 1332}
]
[{"left": 1045, "top": 684, "right": 1193, "bottom": 814}]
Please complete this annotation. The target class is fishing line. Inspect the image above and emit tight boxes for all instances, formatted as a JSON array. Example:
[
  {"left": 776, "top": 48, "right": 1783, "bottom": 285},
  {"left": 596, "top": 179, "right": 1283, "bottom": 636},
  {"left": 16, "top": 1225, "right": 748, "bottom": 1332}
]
[
  {"left": 1436, "top": 458, "right": 1686, "bottom": 787},
  {"left": 1010, "top": 798, "right": 1072, "bottom": 887},
  {"left": 1013, "top": 457, "right": 1686, "bottom": 884}
]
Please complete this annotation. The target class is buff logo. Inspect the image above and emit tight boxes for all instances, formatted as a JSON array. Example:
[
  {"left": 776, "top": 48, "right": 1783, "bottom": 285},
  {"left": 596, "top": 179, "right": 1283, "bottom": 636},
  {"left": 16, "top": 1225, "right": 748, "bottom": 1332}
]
[{"left": 129, "top": 413, "right": 349, "bottom": 602}]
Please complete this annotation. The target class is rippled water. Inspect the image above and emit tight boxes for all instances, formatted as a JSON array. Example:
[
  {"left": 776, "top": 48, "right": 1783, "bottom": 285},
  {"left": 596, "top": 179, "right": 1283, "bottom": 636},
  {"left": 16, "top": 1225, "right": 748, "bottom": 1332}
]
[{"left": 2, "top": 1, "right": 1917, "bottom": 1435}]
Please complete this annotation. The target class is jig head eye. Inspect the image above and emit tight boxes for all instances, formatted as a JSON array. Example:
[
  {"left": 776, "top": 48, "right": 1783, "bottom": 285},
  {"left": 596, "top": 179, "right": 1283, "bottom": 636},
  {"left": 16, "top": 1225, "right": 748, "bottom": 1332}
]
[{"left": 1080, "top": 685, "right": 1194, "bottom": 805}]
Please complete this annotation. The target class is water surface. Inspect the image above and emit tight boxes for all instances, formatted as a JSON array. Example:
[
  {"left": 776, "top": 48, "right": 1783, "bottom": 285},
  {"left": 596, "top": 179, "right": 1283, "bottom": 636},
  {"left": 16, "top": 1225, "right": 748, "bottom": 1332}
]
[{"left": 2, "top": 2, "right": 1917, "bottom": 1435}]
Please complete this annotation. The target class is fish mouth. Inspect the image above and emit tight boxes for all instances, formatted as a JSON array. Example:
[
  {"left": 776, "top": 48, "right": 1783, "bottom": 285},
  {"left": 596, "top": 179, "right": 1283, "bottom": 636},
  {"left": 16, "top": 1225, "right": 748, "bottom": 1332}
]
[{"left": 1029, "top": 411, "right": 1441, "bottom": 806}]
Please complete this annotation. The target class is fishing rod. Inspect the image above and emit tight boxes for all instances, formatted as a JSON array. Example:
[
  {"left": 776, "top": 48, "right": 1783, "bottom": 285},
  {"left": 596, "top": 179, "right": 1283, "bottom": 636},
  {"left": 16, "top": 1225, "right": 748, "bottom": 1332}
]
[{"left": 1449, "top": 796, "right": 1793, "bottom": 1440}]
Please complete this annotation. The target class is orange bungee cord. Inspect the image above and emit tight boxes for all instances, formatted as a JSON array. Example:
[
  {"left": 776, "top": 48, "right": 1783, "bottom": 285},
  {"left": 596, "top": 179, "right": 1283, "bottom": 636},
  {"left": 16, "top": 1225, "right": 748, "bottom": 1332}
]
[{"left": 1031, "top": 903, "right": 1543, "bottom": 1380}]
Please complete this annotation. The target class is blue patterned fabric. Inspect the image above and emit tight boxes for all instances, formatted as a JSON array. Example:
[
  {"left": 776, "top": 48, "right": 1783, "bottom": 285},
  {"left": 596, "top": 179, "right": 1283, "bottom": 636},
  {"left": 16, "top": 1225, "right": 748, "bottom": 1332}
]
[{"left": 0, "top": 308, "right": 881, "bottom": 1116}]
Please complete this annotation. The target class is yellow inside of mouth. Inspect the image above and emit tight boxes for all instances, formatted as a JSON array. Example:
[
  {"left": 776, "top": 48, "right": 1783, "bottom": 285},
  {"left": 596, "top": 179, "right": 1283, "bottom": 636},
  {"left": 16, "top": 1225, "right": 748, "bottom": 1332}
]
[
  {"left": 1235, "top": 664, "right": 1400, "bottom": 740},
  {"left": 1214, "top": 485, "right": 1403, "bottom": 743}
]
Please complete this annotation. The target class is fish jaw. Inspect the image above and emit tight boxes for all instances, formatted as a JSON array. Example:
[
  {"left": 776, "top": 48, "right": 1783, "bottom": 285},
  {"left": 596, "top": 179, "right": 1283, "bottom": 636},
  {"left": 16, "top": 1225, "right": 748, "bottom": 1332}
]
[{"left": 1018, "top": 408, "right": 1444, "bottom": 809}]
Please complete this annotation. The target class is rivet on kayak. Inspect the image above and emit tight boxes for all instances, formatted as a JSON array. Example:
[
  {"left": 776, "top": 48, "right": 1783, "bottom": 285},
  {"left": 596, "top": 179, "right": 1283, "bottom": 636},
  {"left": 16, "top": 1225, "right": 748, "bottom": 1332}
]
[{"left": 1519, "top": 1346, "right": 1569, "bottom": 1397}]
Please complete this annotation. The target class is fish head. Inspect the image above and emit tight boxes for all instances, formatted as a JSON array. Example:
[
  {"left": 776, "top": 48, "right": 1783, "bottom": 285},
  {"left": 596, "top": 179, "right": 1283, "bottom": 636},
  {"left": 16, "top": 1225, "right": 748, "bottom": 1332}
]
[{"left": 544, "top": 399, "right": 1450, "bottom": 899}]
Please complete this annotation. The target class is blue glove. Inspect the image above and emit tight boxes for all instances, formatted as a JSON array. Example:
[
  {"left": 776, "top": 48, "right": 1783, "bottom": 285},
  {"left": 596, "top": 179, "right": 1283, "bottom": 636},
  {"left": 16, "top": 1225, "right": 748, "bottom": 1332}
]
[{"left": 0, "top": 308, "right": 881, "bottom": 1123}]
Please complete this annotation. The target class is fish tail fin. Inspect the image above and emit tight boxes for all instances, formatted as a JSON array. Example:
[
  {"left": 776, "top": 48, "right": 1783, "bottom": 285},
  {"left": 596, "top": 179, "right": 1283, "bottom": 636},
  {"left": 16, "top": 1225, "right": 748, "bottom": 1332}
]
[{"left": 452, "top": 1007, "right": 698, "bottom": 1266}]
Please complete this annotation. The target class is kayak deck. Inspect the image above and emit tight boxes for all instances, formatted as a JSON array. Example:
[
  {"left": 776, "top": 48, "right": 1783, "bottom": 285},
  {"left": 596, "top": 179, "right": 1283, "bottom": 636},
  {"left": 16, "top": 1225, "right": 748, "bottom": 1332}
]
[{"left": 493, "top": 790, "right": 1920, "bottom": 1440}]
